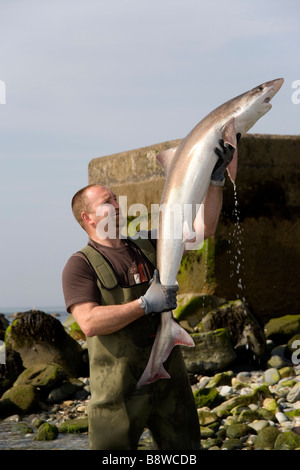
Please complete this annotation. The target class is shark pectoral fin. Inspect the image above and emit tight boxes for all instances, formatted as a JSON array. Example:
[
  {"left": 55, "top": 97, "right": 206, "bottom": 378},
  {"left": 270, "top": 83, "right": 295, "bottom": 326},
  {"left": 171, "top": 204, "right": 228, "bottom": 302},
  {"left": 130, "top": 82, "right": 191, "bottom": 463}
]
[
  {"left": 222, "top": 118, "right": 237, "bottom": 148},
  {"left": 156, "top": 146, "right": 178, "bottom": 177},
  {"left": 171, "top": 319, "right": 195, "bottom": 348},
  {"left": 227, "top": 148, "right": 238, "bottom": 183},
  {"left": 182, "top": 220, "right": 196, "bottom": 244},
  {"left": 183, "top": 204, "right": 205, "bottom": 250},
  {"left": 222, "top": 118, "right": 238, "bottom": 183}
]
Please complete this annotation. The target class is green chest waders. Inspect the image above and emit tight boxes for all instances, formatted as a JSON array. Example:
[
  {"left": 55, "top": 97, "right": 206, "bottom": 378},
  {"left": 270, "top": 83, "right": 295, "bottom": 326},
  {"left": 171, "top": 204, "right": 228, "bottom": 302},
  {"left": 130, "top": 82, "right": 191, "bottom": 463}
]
[{"left": 80, "top": 238, "right": 200, "bottom": 451}]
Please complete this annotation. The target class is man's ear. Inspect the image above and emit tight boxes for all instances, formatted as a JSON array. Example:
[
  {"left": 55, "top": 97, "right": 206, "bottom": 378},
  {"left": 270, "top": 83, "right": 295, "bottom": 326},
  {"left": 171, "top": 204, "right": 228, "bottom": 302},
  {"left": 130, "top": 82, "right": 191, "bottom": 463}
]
[{"left": 81, "top": 211, "right": 91, "bottom": 225}]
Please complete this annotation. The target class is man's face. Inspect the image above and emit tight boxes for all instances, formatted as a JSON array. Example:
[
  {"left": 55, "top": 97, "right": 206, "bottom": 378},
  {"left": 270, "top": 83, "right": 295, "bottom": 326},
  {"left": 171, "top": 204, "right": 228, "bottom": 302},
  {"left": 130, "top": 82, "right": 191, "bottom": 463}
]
[{"left": 83, "top": 186, "right": 121, "bottom": 238}]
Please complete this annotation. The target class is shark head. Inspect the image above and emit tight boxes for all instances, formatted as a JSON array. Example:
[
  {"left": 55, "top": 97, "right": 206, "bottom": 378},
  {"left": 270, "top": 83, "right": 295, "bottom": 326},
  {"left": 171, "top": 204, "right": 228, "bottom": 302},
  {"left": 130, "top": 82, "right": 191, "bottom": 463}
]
[
  {"left": 222, "top": 78, "right": 284, "bottom": 183},
  {"left": 246, "top": 78, "right": 284, "bottom": 113},
  {"left": 233, "top": 78, "right": 284, "bottom": 133}
]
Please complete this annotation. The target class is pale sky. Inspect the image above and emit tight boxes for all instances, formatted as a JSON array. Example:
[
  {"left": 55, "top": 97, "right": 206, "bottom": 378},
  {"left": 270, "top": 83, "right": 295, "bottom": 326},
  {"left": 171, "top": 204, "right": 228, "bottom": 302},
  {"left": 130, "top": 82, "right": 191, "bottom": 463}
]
[{"left": 0, "top": 0, "right": 299, "bottom": 309}]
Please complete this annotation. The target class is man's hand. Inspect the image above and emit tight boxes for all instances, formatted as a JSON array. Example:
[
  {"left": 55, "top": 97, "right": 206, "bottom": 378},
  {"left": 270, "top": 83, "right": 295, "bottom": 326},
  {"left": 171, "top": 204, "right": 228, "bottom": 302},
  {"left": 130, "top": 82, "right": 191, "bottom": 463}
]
[
  {"left": 139, "top": 269, "right": 179, "bottom": 315},
  {"left": 212, "top": 133, "right": 241, "bottom": 181}
]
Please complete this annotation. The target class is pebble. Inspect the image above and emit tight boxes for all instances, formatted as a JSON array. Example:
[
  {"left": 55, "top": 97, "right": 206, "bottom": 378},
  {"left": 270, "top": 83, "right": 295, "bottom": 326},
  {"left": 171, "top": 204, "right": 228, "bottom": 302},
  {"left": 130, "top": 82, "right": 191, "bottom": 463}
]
[{"left": 275, "top": 412, "right": 289, "bottom": 424}]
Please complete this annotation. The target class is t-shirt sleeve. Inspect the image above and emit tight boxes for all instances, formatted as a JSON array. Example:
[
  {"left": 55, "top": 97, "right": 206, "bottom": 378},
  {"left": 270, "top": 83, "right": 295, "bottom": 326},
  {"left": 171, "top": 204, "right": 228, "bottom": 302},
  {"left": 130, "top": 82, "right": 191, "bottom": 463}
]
[{"left": 62, "top": 254, "right": 101, "bottom": 313}]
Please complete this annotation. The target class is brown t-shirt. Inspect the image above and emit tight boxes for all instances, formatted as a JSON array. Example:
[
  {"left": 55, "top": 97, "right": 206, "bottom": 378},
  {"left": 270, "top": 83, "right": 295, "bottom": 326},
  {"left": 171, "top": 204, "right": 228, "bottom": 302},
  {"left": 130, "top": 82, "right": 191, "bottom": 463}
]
[{"left": 62, "top": 238, "right": 155, "bottom": 313}]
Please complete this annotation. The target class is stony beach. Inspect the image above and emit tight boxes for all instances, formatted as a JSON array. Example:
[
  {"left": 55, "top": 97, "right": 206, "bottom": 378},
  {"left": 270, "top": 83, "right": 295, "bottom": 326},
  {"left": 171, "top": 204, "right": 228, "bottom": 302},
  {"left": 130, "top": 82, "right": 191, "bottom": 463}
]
[{"left": 1, "top": 306, "right": 300, "bottom": 451}]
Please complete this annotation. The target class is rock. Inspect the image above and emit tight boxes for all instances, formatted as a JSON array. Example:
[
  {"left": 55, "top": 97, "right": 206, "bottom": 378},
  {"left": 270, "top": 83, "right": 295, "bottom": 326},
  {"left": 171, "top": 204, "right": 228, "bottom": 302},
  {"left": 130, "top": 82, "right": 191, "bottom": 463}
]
[
  {"left": 226, "top": 423, "right": 251, "bottom": 439},
  {"left": 198, "top": 300, "right": 266, "bottom": 363},
  {"left": 34, "top": 422, "right": 58, "bottom": 441},
  {"left": 0, "top": 384, "right": 40, "bottom": 416},
  {"left": 248, "top": 420, "right": 270, "bottom": 433},
  {"left": 279, "top": 366, "right": 295, "bottom": 378},
  {"left": 11, "top": 422, "right": 34, "bottom": 434},
  {"left": 200, "top": 426, "right": 215, "bottom": 439},
  {"left": 201, "top": 437, "right": 222, "bottom": 450},
  {"left": 197, "top": 409, "right": 218, "bottom": 426},
  {"left": 219, "top": 386, "right": 233, "bottom": 397},
  {"left": 68, "top": 320, "right": 86, "bottom": 341},
  {"left": 221, "top": 438, "right": 243, "bottom": 450},
  {"left": 47, "top": 379, "right": 83, "bottom": 403},
  {"left": 262, "top": 398, "right": 278, "bottom": 413},
  {"left": 0, "top": 314, "right": 9, "bottom": 341},
  {"left": 254, "top": 426, "right": 281, "bottom": 450},
  {"left": 286, "top": 383, "right": 300, "bottom": 403},
  {"left": 286, "top": 334, "right": 300, "bottom": 360},
  {"left": 14, "top": 364, "right": 67, "bottom": 394},
  {"left": 274, "top": 430, "right": 300, "bottom": 450},
  {"left": 265, "top": 315, "right": 300, "bottom": 345},
  {"left": 59, "top": 417, "right": 88, "bottom": 433},
  {"left": 237, "top": 408, "right": 261, "bottom": 423},
  {"left": 264, "top": 367, "right": 281, "bottom": 385},
  {"left": 275, "top": 412, "right": 289, "bottom": 424},
  {"left": 213, "top": 386, "right": 271, "bottom": 418},
  {"left": 206, "top": 371, "right": 234, "bottom": 388},
  {"left": 174, "top": 294, "right": 226, "bottom": 327},
  {"left": 5, "top": 310, "right": 87, "bottom": 377},
  {"left": 193, "top": 387, "right": 221, "bottom": 409},
  {"left": 0, "top": 349, "right": 24, "bottom": 396},
  {"left": 182, "top": 328, "right": 236, "bottom": 374}
]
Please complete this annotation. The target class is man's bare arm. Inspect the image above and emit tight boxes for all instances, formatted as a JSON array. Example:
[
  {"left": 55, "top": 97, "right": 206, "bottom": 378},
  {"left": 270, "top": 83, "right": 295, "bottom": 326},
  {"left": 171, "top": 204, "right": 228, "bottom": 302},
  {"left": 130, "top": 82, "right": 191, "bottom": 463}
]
[{"left": 71, "top": 300, "right": 145, "bottom": 337}]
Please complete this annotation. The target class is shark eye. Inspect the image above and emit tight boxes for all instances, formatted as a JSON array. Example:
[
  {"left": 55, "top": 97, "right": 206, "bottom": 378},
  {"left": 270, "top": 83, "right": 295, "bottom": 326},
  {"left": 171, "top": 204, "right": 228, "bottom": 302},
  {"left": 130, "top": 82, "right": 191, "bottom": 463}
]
[{"left": 257, "top": 86, "right": 263, "bottom": 92}]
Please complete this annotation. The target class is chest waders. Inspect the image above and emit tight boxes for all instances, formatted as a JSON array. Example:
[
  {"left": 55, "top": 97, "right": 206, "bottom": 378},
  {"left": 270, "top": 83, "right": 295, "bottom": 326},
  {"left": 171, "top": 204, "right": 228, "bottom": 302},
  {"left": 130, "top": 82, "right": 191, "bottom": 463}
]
[{"left": 80, "top": 238, "right": 201, "bottom": 451}]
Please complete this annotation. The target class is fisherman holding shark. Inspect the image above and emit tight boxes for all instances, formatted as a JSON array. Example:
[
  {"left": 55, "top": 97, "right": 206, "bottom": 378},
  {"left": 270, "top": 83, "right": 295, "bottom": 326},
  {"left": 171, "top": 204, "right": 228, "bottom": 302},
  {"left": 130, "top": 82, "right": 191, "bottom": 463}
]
[
  {"left": 62, "top": 79, "right": 283, "bottom": 450},
  {"left": 62, "top": 142, "right": 236, "bottom": 450}
]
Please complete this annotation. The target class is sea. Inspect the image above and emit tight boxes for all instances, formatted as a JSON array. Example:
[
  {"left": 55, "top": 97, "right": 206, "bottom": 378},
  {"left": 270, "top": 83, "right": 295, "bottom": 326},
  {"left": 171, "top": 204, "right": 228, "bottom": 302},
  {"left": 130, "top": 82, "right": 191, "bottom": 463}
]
[{"left": 0, "top": 306, "right": 69, "bottom": 325}]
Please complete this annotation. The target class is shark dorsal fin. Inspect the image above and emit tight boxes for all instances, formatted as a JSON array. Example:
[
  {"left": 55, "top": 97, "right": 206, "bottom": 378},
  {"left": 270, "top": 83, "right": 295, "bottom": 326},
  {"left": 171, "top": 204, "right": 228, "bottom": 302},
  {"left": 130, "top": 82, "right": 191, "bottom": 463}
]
[{"left": 156, "top": 146, "right": 178, "bottom": 177}]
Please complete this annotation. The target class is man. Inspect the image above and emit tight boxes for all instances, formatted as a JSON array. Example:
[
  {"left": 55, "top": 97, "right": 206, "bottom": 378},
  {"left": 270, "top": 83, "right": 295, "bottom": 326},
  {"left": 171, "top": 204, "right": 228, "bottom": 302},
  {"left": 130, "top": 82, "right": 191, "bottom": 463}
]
[{"left": 62, "top": 139, "right": 237, "bottom": 450}]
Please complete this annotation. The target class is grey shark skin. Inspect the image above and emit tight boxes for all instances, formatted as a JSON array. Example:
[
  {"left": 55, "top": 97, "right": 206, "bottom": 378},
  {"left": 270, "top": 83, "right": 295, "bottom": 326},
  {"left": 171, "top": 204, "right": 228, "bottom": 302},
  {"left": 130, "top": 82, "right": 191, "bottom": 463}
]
[{"left": 137, "top": 78, "right": 284, "bottom": 388}]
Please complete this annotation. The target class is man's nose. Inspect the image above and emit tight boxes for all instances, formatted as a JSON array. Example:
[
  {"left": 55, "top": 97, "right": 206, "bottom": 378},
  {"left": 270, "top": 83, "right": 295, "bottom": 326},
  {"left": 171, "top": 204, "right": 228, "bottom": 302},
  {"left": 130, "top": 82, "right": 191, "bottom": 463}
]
[{"left": 112, "top": 199, "right": 119, "bottom": 210}]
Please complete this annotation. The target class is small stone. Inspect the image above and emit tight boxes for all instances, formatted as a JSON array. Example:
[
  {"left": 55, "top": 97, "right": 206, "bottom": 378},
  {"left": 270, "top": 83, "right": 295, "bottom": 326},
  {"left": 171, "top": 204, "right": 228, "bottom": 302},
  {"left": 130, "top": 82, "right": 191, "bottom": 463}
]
[
  {"left": 221, "top": 438, "right": 243, "bottom": 450},
  {"left": 34, "top": 422, "right": 58, "bottom": 441},
  {"left": 11, "top": 422, "right": 33, "bottom": 434},
  {"left": 254, "top": 426, "right": 281, "bottom": 450},
  {"left": 263, "top": 398, "right": 278, "bottom": 413},
  {"left": 267, "top": 355, "right": 290, "bottom": 369},
  {"left": 197, "top": 409, "right": 218, "bottom": 426},
  {"left": 3, "top": 414, "right": 20, "bottom": 422},
  {"left": 237, "top": 408, "right": 261, "bottom": 423},
  {"left": 287, "top": 383, "right": 300, "bottom": 403},
  {"left": 275, "top": 411, "right": 289, "bottom": 424},
  {"left": 248, "top": 420, "right": 270, "bottom": 433},
  {"left": 219, "top": 386, "right": 233, "bottom": 396},
  {"left": 200, "top": 426, "right": 215, "bottom": 438},
  {"left": 226, "top": 423, "right": 251, "bottom": 439},
  {"left": 264, "top": 368, "right": 281, "bottom": 385},
  {"left": 274, "top": 430, "right": 300, "bottom": 450}
]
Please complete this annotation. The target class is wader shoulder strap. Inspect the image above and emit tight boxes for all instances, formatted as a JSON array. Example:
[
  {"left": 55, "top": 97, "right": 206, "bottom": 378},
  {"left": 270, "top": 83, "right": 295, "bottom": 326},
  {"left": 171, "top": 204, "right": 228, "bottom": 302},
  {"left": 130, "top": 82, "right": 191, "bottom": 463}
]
[
  {"left": 80, "top": 245, "right": 118, "bottom": 289},
  {"left": 127, "top": 236, "right": 156, "bottom": 267}
]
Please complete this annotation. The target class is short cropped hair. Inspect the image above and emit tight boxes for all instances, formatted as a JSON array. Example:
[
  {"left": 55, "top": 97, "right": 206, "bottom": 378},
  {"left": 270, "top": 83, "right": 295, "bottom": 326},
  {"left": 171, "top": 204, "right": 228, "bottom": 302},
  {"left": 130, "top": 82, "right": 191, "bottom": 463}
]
[{"left": 71, "top": 184, "right": 102, "bottom": 228}]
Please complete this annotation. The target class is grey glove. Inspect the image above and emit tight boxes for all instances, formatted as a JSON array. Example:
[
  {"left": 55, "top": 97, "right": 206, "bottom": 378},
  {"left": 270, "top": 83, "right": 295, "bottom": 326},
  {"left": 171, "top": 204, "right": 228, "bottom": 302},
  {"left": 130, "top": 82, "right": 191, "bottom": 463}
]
[
  {"left": 139, "top": 269, "right": 179, "bottom": 315},
  {"left": 212, "top": 133, "right": 241, "bottom": 181}
]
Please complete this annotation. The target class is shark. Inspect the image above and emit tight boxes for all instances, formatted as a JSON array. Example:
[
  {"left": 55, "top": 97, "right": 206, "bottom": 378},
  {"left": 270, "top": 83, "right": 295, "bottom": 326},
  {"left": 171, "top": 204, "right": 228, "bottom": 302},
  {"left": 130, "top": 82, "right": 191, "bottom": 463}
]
[{"left": 137, "top": 78, "right": 284, "bottom": 388}]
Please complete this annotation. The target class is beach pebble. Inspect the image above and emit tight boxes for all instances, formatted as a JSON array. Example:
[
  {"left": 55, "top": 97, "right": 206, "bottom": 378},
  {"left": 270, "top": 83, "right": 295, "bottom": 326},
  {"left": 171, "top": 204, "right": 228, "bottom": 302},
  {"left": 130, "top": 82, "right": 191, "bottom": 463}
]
[{"left": 275, "top": 412, "right": 289, "bottom": 424}]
